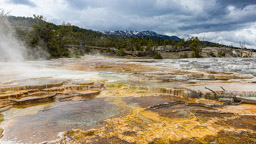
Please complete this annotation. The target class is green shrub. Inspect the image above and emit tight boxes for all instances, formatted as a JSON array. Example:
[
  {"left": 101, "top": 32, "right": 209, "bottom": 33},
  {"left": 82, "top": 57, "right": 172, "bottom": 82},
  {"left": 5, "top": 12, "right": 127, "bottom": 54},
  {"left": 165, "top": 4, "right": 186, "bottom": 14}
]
[
  {"left": 218, "top": 49, "right": 225, "bottom": 57},
  {"left": 181, "top": 52, "right": 189, "bottom": 58},
  {"left": 116, "top": 48, "right": 126, "bottom": 56},
  {"left": 153, "top": 53, "right": 163, "bottom": 59},
  {"left": 106, "top": 48, "right": 111, "bottom": 52},
  {"left": 84, "top": 46, "right": 90, "bottom": 53},
  {"left": 191, "top": 51, "right": 196, "bottom": 58},
  {"left": 210, "top": 50, "right": 216, "bottom": 57}
]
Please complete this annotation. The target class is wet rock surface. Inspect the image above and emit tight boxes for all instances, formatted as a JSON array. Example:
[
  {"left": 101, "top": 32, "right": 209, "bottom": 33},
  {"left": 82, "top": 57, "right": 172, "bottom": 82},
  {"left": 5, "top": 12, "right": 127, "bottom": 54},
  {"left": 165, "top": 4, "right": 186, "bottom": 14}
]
[
  {"left": 2, "top": 98, "right": 125, "bottom": 143},
  {"left": 0, "top": 56, "right": 256, "bottom": 143},
  {"left": 150, "top": 131, "right": 256, "bottom": 144},
  {"left": 54, "top": 98, "right": 256, "bottom": 144}
]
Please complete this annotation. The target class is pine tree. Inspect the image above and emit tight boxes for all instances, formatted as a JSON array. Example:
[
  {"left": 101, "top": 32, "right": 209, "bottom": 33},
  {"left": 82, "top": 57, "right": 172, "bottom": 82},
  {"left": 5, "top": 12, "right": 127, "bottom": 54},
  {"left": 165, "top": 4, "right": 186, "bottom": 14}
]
[{"left": 189, "top": 37, "right": 201, "bottom": 58}]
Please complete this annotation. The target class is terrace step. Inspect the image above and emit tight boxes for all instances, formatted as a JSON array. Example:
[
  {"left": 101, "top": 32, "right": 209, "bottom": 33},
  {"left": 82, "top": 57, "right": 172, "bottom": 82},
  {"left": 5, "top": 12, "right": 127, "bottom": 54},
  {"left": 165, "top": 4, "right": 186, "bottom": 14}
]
[
  {"left": 0, "top": 89, "right": 38, "bottom": 99},
  {"left": 0, "top": 81, "right": 63, "bottom": 92},
  {"left": 72, "top": 90, "right": 101, "bottom": 97},
  {"left": 9, "top": 93, "right": 57, "bottom": 105}
]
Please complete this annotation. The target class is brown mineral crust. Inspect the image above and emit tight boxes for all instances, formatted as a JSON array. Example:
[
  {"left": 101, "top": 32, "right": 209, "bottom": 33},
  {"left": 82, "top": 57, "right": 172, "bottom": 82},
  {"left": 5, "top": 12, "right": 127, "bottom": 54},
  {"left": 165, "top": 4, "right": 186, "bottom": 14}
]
[
  {"left": 151, "top": 105, "right": 211, "bottom": 119},
  {"left": 194, "top": 110, "right": 235, "bottom": 123},
  {"left": 150, "top": 131, "right": 256, "bottom": 144},
  {"left": 123, "top": 96, "right": 185, "bottom": 108},
  {"left": 220, "top": 115, "right": 256, "bottom": 131},
  {"left": 0, "top": 128, "right": 4, "bottom": 139}
]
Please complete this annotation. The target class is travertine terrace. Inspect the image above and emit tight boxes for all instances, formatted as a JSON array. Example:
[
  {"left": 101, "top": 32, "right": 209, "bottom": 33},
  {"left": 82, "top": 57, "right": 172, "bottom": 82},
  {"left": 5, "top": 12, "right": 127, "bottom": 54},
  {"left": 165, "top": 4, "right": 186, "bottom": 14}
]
[{"left": 0, "top": 56, "right": 256, "bottom": 143}]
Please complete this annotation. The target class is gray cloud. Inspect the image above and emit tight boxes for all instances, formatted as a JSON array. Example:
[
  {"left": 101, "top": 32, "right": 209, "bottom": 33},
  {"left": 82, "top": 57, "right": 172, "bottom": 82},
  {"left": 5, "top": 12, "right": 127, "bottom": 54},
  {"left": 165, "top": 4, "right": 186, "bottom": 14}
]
[
  {"left": 8, "top": 0, "right": 36, "bottom": 7},
  {"left": 63, "top": 0, "right": 256, "bottom": 32},
  {"left": 1, "top": 0, "right": 256, "bottom": 48}
]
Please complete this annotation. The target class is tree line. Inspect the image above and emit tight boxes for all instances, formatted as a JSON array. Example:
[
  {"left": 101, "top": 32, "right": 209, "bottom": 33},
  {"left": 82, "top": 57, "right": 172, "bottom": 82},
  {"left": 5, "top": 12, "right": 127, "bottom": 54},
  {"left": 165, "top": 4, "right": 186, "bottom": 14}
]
[{"left": 11, "top": 15, "right": 220, "bottom": 58}]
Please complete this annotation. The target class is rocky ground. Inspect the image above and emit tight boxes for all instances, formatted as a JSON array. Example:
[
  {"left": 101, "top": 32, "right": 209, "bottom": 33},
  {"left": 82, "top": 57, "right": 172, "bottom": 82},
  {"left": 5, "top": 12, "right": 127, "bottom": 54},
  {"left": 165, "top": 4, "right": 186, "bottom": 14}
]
[{"left": 0, "top": 56, "right": 256, "bottom": 143}]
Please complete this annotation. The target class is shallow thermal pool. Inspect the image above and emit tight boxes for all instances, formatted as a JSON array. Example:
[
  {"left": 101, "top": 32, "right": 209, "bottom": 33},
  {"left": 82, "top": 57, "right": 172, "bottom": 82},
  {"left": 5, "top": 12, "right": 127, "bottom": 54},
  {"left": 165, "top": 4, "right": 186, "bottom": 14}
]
[
  {"left": 127, "top": 57, "right": 256, "bottom": 75},
  {"left": 0, "top": 57, "right": 256, "bottom": 143}
]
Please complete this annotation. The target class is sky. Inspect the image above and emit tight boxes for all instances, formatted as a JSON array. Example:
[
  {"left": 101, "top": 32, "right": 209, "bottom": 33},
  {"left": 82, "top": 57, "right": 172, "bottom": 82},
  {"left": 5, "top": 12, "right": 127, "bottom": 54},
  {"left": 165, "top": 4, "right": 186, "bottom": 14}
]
[{"left": 1, "top": 0, "right": 256, "bottom": 48}]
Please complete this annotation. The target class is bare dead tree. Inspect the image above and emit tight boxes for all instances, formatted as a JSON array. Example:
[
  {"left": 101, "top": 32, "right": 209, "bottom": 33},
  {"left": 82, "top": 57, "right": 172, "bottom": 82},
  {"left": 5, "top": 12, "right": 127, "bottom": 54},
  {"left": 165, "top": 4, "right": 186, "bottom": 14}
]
[
  {"left": 0, "top": 8, "right": 10, "bottom": 17},
  {"left": 220, "top": 86, "right": 226, "bottom": 92},
  {"left": 205, "top": 86, "right": 217, "bottom": 96}
]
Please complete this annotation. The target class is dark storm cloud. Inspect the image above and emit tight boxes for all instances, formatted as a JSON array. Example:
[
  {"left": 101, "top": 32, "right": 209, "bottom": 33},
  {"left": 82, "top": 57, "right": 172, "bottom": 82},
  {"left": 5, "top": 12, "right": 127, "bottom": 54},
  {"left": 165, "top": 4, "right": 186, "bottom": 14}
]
[
  {"left": 2, "top": 0, "right": 256, "bottom": 47},
  {"left": 61, "top": 0, "right": 256, "bottom": 48},
  {"left": 8, "top": 0, "right": 36, "bottom": 7},
  {"left": 64, "top": 0, "right": 256, "bottom": 34},
  {"left": 216, "top": 0, "right": 256, "bottom": 8},
  {"left": 184, "top": 0, "right": 256, "bottom": 32}
]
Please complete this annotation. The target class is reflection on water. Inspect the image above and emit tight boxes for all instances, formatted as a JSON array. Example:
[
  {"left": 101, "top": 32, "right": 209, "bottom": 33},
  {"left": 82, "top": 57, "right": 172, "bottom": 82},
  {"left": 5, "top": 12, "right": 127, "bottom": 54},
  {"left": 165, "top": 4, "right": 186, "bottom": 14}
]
[{"left": 1, "top": 98, "right": 126, "bottom": 143}]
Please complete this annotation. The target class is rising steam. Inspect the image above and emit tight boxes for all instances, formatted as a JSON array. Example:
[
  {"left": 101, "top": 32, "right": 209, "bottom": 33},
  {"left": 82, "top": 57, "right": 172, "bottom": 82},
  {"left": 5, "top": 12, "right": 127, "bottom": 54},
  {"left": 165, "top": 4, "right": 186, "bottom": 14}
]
[
  {"left": 0, "top": 10, "right": 28, "bottom": 62},
  {"left": 0, "top": 9, "right": 50, "bottom": 62}
]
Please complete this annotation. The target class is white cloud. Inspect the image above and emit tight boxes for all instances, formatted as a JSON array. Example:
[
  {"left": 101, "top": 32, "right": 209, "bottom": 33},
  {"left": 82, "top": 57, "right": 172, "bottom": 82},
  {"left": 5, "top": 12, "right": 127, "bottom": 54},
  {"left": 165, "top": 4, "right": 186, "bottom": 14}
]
[
  {"left": 226, "top": 4, "right": 256, "bottom": 22},
  {"left": 192, "top": 22, "right": 256, "bottom": 48},
  {"left": 1, "top": 0, "right": 256, "bottom": 48}
]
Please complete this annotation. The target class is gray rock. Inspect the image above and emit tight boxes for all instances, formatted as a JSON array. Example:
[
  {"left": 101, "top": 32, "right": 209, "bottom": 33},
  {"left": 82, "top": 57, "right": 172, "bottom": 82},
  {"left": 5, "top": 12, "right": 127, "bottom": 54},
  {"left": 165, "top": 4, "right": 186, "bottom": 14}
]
[{"left": 218, "top": 98, "right": 234, "bottom": 103}]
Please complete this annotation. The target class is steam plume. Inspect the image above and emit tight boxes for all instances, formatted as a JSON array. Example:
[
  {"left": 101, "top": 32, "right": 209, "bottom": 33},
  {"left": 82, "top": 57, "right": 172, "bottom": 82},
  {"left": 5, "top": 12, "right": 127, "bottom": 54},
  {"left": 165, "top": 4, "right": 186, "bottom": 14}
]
[{"left": 0, "top": 9, "right": 27, "bottom": 62}]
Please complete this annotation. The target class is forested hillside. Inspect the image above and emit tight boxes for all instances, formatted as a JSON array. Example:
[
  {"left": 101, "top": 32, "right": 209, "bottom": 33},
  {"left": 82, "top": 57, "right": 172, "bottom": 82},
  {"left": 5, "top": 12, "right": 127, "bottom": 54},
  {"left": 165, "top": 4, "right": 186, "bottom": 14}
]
[
  {"left": 9, "top": 15, "right": 180, "bottom": 58},
  {"left": 8, "top": 15, "right": 241, "bottom": 59}
]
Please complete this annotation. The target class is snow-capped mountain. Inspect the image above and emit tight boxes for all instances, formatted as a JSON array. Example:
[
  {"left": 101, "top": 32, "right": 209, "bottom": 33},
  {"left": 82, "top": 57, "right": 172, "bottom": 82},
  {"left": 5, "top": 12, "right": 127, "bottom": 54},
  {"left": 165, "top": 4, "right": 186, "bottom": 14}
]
[
  {"left": 102, "top": 30, "right": 181, "bottom": 41},
  {"left": 103, "top": 30, "right": 140, "bottom": 37}
]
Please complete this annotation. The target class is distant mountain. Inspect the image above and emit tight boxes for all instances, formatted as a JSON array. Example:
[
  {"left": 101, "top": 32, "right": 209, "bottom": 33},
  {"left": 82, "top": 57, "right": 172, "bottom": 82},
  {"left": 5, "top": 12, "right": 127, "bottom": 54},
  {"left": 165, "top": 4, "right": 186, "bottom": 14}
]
[
  {"left": 102, "top": 30, "right": 181, "bottom": 41},
  {"left": 8, "top": 16, "right": 240, "bottom": 50},
  {"left": 8, "top": 15, "right": 181, "bottom": 42}
]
